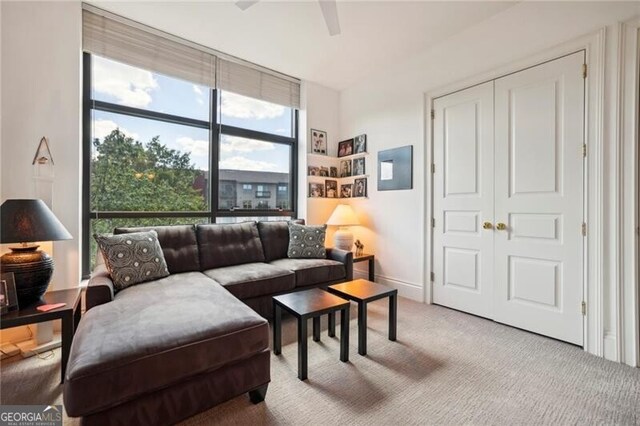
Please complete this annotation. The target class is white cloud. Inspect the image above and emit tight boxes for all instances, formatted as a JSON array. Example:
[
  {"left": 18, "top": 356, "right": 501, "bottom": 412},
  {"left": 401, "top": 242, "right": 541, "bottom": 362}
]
[
  {"left": 221, "top": 91, "right": 285, "bottom": 120},
  {"left": 93, "top": 119, "right": 139, "bottom": 141},
  {"left": 192, "top": 85, "right": 203, "bottom": 95},
  {"left": 176, "top": 136, "right": 209, "bottom": 158},
  {"left": 220, "top": 136, "right": 275, "bottom": 153},
  {"left": 219, "top": 156, "right": 279, "bottom": 172},
  {"left": 93, "top": 57, "right": 158, "bottom": 108}
]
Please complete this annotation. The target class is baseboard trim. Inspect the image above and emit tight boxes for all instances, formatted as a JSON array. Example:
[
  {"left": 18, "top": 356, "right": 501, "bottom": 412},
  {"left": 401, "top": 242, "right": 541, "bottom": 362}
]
[
  {"left": 603, "top": 332, "right": 618, "bottom": 362},
  {"left": 353, "top": 271, "right": 424, "bottom": 302}
]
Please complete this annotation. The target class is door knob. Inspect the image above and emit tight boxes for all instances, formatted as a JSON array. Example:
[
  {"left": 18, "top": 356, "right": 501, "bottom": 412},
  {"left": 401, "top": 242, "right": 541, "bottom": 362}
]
[
  {"left": 482, "top": 222, "right": 493, "bottom": 230},
  {"left": 496, "top": 222, "right": 507, "bottom": 230}
]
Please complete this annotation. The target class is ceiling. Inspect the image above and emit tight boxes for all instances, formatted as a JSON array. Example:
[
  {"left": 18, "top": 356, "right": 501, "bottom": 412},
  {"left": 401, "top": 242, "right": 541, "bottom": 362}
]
[{"left": 90, "top": 1, "right": 516, "bottom": 90}]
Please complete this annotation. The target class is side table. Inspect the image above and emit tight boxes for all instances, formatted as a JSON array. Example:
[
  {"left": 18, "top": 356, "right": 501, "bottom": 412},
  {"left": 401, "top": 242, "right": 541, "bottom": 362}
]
[
  {"left": 0, "top": 288, "right": 82, "bottom": 383},
  {"left": 354, "top": 253, "right": 375, "bottom": 281}
]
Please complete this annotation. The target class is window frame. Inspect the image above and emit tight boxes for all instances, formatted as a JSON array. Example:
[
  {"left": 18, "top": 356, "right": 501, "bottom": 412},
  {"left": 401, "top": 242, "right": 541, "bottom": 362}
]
[{"left": 82, "top": 53, "right": 298, "bottom": 277}]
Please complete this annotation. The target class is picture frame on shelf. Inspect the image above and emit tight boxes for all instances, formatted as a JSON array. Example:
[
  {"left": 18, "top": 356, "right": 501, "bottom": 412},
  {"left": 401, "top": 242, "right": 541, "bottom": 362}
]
[
  {"left": 354, "top": 134, "right": 367, "bottom": 154},
  {"left": 310, "top": 129, "right": 327, "bottom": 155},
  {"left": 308, "top": 166, "right": 320, "bottom": 176},
  {"left": 325, "top": 180, "right": 338, "bottom": 198},
  {"left": 319, "top": 166, "right": 329, "bottom": 177},
  {"left": 329, "top": 166, "right": 338, "bottom": 178},
  {"left": 339, "top": 160, "right": 352, "bottom": 177},
  {"left": 353, "top": 157, "right": 365, "bottom": 176},
  {"left": 337, "top": 139, "right": 354, "bottom": 157},
  {"left": 354, "top": 178, "right": 367, "bottom": 198},
  {"left": 309, "top": 182, "right": 325, "bottom": 198},
  {"left": 340, "top": 183, "right": 353, "bottom": 198},
  {"left": 0, "top": 272, "right": 19, "bottom": 315}
]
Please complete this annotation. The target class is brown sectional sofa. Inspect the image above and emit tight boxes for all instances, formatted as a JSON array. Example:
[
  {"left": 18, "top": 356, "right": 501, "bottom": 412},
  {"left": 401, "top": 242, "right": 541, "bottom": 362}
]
[{"left": 64, "top": 220, "right": 353, "bottom": 425}]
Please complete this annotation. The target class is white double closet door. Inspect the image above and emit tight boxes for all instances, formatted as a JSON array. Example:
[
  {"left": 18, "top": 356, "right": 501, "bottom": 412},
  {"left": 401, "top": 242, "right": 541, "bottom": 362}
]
[{"left": 432, "top": 52, "right": 585, "bottom": 345}]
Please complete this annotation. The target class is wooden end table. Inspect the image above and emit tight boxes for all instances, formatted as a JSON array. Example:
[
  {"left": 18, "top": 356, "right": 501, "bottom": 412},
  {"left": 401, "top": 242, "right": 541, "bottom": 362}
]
[
  {"left": 353, "top": 253, "right": 375, "bottom": 281},
  {"left": 0, "top": 288, "right": 82, "bottom": 383},
  {"left": 273, "top": 288, "right": 350, "bottom": 380},
  {"left": 328, "top": 279, "right": 397, "bottom": 356}
]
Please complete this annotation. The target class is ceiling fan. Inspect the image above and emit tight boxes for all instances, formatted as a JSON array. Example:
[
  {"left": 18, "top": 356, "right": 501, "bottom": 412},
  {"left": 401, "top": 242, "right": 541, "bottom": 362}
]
[{"left": 235, "top": 0, "right": 341, "bottom": 36}]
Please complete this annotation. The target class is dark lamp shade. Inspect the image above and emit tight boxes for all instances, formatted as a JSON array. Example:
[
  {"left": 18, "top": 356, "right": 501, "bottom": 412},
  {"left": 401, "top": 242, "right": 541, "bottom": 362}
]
[{"left": 0, "top": 199, "right": 72, "bottom": 244}]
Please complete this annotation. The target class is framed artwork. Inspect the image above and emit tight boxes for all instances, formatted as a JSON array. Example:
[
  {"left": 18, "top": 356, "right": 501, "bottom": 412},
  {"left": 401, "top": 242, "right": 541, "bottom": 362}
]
[
  {"left": 353, "top": 157, "right": 365, "bottom": 176},
  {"left": 329, "top": 166, "right": 338, "bottom": 178},
  {"left": 325, "top": 180, "right": 338, "bottom": 198},
  {"left": 340, "top": 184, "right": 353, "bottom": 198},
  {"left": 339, "top": 160, "right": 352, "bottom": 177},
  {"left": 0, "top": 272, "right": 19, "bottom": 314},
  {"left": 337, "top": 139, "right": 354, "bottom": 157},
  {"left": 308, "top": 166, "right": 319, "bottom": 176},
  {"left": 354, "top": 134, "right": 367, "bottom": 154},
  {"left": 309, "top": 182, "right": 325, "bottom": 198},
  {"left": 310, "top": 129, "right": 327, "bottom": 155},
  {"left": 354, "top": 178, "right": 367, "bottom": 197},
  {"left": 378, "top": 145, "right": 413, "bottom": 191},
  {"left": 319, "top": 166, "right": 329, "bottom": 177}
]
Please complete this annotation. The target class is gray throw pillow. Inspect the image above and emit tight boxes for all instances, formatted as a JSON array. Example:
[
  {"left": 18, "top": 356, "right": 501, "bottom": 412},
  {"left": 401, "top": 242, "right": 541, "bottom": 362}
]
[
  {"left": 287, "top": 223, "right": 327, "bottom": 259},
  {"left": 94, "top": 230, "right": 169, "bottom": 291}
]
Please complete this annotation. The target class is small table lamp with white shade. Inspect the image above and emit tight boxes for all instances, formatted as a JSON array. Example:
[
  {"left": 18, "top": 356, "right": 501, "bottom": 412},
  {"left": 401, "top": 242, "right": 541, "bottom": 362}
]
[{"left": 326, "top": 204, "right": 360, "bottom": 251}]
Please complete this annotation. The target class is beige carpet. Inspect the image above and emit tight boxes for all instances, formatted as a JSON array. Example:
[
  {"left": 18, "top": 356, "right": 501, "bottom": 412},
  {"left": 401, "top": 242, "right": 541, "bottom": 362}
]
[{"left": 2, "top": 297, "right": 639, "bottom": 425}]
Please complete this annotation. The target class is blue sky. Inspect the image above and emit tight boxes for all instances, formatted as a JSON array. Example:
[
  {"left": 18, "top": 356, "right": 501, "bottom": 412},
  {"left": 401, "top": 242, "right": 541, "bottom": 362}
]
[{"left": 92, "top": 56, "right": 291, "bottom": 173}]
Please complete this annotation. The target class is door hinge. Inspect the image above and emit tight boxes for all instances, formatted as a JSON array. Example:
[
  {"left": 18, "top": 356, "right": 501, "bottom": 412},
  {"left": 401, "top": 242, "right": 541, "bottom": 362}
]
[
  {"left": 431, "top": 109, "right": 435, "bottom": 120},
  {"left": 432, "top": 218, "right": 435, "bottom": 228},
  {"left": 581, "top": 222, "right": 587, "bottom": 236},
  {"left": 582, "top": 63, "right": 587, "bottom": 79},
  {"left": 583, "top": 144, "right": 587, "bottom": 158},
  {"left": 430, "top": 272, "right": 435, "bottom": 282},
  {"left": 581, "top": 301, "right": 587, "bottom": 316},
  {"left": 431, "top": 163, "right": 435, "bottom": 173}
]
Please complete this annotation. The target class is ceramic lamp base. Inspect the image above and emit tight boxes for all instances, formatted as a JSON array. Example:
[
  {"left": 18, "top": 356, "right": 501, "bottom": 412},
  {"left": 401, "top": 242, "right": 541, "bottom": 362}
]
[{"left": 333, "top": 228, "right": 354, "bottom": 251}]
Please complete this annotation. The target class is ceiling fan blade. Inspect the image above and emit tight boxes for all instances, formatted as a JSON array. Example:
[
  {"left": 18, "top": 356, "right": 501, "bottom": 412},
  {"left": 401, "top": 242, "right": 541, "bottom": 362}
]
[
  {"left": 236, "top": 0, "right": 259, "bottom": 11},
  {"left": 318, "top": 0, "right": 341, "bottom": 36}
]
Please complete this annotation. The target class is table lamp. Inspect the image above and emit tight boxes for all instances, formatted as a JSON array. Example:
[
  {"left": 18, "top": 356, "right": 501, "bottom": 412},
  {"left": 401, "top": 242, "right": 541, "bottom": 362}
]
[
  {"left": 0, "top": 199, "right": 72, "bottom": 307},
  {"left": 326, "top": 204, "right": 360, "bottom": 251}
]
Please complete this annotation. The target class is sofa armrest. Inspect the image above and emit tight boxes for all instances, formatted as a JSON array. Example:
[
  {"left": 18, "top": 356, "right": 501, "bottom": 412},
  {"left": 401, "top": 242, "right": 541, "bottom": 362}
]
[
  {"left": 85, "top": 264, "right": 115, "bottom": 311},
  {"left": 326, "top": 248, "right": 353, "bottom": 281}
]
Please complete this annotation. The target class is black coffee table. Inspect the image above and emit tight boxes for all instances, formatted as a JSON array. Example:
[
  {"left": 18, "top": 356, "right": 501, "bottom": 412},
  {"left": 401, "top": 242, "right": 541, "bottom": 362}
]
[
  {"left": 273, "top": 288, "right": 350, "bottom": 380},
  {"left": 328, "top": 279, "right": 397, "bottom": 356}
]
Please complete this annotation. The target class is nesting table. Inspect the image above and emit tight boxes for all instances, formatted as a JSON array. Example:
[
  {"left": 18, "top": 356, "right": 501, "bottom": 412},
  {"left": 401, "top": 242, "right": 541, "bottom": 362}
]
[
  {"left": 273, "top": 288, "right": 350, "bottom": 380},
  {"left": 328, "top": 279, "right": 397, "bottom": 356}
]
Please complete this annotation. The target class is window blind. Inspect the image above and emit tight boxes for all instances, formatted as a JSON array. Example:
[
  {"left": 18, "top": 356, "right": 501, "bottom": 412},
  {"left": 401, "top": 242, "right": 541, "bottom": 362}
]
[
  {"left": 82, "top": 7, "right": 301, "bottom": 109},
  {"left": 217, "top": 58, "right": 301, "bottom": 109}
]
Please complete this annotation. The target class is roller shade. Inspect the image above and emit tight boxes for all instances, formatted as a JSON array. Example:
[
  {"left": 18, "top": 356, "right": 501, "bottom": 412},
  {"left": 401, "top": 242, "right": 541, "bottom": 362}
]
[
  {"left": 82, "top": 7, "right": 302, "bottom": 109},
  {"left": 217, "top": 58, "right": 301, "bottom": 109},
  {"left": 82, "top": 9, "right": 216, "bottom": 89}
]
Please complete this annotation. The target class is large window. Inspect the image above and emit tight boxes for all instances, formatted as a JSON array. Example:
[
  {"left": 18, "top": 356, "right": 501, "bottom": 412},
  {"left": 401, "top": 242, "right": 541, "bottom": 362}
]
[{"left": 83, "top": 54, "right": 298, "bottom": 275}]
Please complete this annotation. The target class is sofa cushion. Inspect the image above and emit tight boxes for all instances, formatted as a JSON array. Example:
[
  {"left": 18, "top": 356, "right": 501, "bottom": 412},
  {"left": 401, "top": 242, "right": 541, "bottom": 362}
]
[
  {"left": 197, "top": 222, "right": 265, "bottom": 270},
  {"left": 94, "top": 231, "right": 169, "bottom": 291},
  {"left": 270, "top": 258, "right": 345, "bottom": 287},
  {"left": 114, "top": 225, "right": 200, "bottom": 273},
  {"left": 203, "top": 263, "right": 294, "bottom": 300},
  {"left": 257, "top": 219, "right": 304, "bottom": 262},
  {"left": 64, "top": 272, "right": 268, "bottom": 417}
]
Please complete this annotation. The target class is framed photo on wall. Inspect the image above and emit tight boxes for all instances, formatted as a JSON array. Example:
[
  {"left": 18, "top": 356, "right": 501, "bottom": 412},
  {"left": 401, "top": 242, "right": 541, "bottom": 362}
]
[
  {"left": 329, "top": 166, "right": 338, "bottom": 178},
  {"left": 309, "top": 182, "right": 325, "bottom": 198},
  {"left": 325, "top": 180, "right": 338, "bottom": 198},
  {"left": 354, "top": 178, "right": 367, "bottom": 198},
  {"left": 337, "top": 139, "right": 354, "bottom": 157},
  {"left": 353, "top": 157, "right": 365, "bottom": 176},
  {"left": 354, "top": 134, "right": 367, "bottom": 154},
  {"left": 340, "top": 184, "right": 353, "bottom": 198},
  {"left": 339, "top": 160, "right": 352, "bottom": 177},
  {"left": 310, "top": 129, "right": 327, "bottom": 155}
]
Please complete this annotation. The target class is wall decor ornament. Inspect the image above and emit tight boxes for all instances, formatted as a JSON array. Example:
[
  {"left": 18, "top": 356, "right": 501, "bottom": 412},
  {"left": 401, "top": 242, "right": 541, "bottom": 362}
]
[
  {"left": 377, "top": 145, "right": 413, "bottom": 191},
  {"left": 310, "top": 129, "right": 327, "bottom": 155}
]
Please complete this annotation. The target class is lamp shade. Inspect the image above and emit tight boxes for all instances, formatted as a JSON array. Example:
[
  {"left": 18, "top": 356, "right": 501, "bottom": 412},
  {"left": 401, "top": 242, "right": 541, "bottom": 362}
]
[
  {"left": 0, "top": 199, "right": 72, "bottom": 244},
  {"left": 326, "top": 204, "right": 360, "bottom": 226}
]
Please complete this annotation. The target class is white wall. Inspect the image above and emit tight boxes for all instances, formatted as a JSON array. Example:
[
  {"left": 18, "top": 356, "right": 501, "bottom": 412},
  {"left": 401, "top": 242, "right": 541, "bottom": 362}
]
[
  {"left": 299, "top": 81, "right": 341, "bottom": 241},
  {"left": 1, "top": 1, "right": 82, "bottom": 291},
  {"left": 338, "top": 1, "right": 639, "bottom": 362}
]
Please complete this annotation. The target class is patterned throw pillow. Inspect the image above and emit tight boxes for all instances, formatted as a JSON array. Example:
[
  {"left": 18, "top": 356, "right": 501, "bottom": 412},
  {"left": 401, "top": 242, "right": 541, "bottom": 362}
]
[
  {"left": 94, "top": 230, "right": 169, "bottom": 291},
  {"left": 287, "top": 223, "right": 327, "bottom": 259}
]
